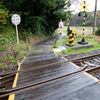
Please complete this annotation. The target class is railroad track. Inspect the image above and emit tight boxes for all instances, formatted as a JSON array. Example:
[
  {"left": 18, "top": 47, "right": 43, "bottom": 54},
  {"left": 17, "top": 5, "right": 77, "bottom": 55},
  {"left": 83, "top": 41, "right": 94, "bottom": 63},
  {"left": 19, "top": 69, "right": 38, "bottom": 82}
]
[
  {"left": 71, "top": 53, "right": 100, "bottom": 69},
  {"left": 1, "top": 53, "right": 100, "bottom": 99},
  {"left": 0, "top": 65, "right": 87, "bottom": 98},
  {"left": 0, "top": 64, "right": 100, "bottom": 98},
  {"left": 68, "top": 53, "right": 100, "bottom": 61},
  {"left": 1, "top": 53, "right": 100, "bottom": 77}
]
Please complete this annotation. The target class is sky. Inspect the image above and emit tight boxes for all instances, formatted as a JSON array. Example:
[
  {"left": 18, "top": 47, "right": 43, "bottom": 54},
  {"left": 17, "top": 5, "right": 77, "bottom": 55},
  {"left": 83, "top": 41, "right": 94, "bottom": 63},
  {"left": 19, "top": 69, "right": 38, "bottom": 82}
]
[{"left": 69, "top": 0, "right": 100, "bottom": 14}]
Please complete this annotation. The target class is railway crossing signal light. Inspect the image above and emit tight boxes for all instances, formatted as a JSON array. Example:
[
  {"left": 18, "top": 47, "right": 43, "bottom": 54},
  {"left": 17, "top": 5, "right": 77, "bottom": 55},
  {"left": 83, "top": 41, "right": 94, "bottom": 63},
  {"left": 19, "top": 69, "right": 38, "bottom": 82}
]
[
  {"left": 79, "top": 2, "right": 90, "bottom": 12},
  {"left": 78, "top": 1, "right": 90, "bottom": 44},
  {"left": 78, "top": 12, "right": 82, "bottom": 17}
]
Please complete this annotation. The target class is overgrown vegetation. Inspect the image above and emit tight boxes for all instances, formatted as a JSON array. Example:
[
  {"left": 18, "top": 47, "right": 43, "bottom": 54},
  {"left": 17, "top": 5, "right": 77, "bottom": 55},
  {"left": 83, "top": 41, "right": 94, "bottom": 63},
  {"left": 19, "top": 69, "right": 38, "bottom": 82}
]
[
  {"left": 0, "top": 0, "right": 100, "bottom": 70},
  {"left": 96, "top": 27, "right": 100, "bottom": 36},
  {"left": 0, "top": 2, "right": 9, "bottom": 30},
  {"left": 3, "top": 0, "right": 70, "bottom": 36}
]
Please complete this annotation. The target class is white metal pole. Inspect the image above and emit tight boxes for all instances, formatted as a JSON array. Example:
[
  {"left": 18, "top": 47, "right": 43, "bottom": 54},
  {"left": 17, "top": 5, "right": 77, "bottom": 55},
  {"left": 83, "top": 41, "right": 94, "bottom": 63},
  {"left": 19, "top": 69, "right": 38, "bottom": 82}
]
[
  {"left": 15, "top": 25, "right": 19, "bottom": 44},
  {"left": 60, "top": 33, "right": 62, "bottom": 48}
]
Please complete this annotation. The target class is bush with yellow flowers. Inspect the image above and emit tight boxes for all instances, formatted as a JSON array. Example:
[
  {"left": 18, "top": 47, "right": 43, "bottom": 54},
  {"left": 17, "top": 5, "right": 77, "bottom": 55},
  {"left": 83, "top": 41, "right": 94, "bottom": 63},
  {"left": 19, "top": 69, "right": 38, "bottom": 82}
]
[
  {"left": 0, "top": 8, "right": 9, "bottom": 24},
  {"left": 0, "top": 2, "right": 9, "bottom": 30}
]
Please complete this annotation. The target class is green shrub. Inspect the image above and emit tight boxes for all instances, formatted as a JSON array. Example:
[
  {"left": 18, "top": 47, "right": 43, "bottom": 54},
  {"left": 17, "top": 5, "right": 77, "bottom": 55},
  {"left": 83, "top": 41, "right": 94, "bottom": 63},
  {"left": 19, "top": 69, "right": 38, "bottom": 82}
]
[
  {"left": 0, "top": 2, "right": 9, "bottom": 31},
  {"left": 0, "top": 63, "right": 3, "bottom": 68},
  {"left": 96, "top": 27, "right": 100, "bottom": 36},
  {"left": 3, "top": 0, "right": 68, "bottom": 36},
  {"left": 8, "top": 56, "right": 16, "bottom": 63},
  {"left": 19, "top": 50, "right": 26, "bottom": 57}
]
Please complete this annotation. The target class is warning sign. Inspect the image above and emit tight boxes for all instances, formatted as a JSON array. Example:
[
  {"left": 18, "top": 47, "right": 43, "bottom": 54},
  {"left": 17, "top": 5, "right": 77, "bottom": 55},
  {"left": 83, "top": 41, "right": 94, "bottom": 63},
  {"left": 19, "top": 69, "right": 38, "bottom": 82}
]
[
  {"left": 59, "top": 28, "right": 63, "bottom": 33},
  {"left": 59, "top": 22, "right": 64, "bottom": 27}
]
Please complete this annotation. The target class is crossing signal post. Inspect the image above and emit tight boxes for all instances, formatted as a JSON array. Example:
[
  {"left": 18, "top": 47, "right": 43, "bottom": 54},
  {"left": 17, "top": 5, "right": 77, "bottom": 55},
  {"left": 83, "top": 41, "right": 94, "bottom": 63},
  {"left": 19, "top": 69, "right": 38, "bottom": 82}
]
[
  {"left": 59, "top": 20, "right": 64, "bottom": 48},
  {"left": 66, "top": 0, "right": 70, "bottom": 35},
  {"left": 66, "top": 0, "right": 74, "bottom": 46},
  {"left": 78, "top": 1, "right": 90, "bottom": 44}
]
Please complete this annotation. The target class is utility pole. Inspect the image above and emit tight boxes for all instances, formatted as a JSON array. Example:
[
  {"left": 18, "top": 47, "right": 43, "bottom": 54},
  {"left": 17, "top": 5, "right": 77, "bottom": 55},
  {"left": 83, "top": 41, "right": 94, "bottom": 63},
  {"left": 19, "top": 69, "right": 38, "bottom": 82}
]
[{"left": 93, "top": 0, "right": 97, "bottom": 35}]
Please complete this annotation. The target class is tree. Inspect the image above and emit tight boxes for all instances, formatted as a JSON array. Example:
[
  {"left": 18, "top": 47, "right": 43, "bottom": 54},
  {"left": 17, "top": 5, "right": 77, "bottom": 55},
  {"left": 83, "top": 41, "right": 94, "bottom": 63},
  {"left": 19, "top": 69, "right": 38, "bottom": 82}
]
[{"left": 3, "top": 0, "right": 69, "bottom": 36}]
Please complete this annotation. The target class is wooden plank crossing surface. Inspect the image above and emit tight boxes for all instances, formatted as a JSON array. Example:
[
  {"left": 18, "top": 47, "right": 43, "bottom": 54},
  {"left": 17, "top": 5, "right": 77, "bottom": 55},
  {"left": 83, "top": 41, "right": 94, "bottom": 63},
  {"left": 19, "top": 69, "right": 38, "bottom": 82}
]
[
  {"left": 15, "top": 73, "right": 97, "bottom": 100},
  {"left": 9, "top": 51, "right": 98, "bottom": 100}
]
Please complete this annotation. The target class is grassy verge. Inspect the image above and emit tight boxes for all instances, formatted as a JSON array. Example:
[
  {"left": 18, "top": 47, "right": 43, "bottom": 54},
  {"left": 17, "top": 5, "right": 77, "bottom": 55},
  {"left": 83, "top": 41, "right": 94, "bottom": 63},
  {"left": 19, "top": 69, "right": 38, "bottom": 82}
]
[
  {"left": 54, "top": 27, "right": 100, "bottom": 55},
  {"left": 0, "top": 35, "right": 48, "bottom": 68},
  {"left": 0, "top": 22, "right": 48, "bottom": 69}
]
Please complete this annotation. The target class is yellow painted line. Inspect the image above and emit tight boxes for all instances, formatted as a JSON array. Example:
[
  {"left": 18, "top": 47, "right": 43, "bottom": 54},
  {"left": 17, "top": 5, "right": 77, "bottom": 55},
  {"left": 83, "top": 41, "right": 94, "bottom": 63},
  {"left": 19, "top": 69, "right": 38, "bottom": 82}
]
[
  {"left": 52, "top": 49, "right": 58, "bottom": 57},
  {"left": 84, "top": 72, "right": 99, "bottom": 82},
  {"left": 62, "top": 57, "right": 100, "bottom": 83},
  {"left": 62, "top": 56, "right": 68, "bottom": 61},
  {"left": 8, "top": 57, "right": 26, "bottom": 100},
  {"left": 70, "top": 62, "right": 80, "bottom": 69},
  {"left": 62, "top": 57, "right": 80, "bottom": 69},
  {"left": 98, "top": 81, "right": 100, "bottom": 84},
  {"left": 63, "top": 57, "right": 100, "bottom": 83}
]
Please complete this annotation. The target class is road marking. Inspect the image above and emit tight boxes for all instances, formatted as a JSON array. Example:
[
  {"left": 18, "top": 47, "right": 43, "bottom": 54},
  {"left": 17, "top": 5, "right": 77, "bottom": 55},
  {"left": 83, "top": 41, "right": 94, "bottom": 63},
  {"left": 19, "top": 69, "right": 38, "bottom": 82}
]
[
  {"left": 62, "top": 57, "right": 99, "bottom": 82},
  {"left": 8, "top": 57, "right": 25, "bottom": 100},
  {"left": 62, "top": 57, "right": 80, "bottom": 69},
  {"left": 52, "top": 49, "right": 58, "bottom": 57},
  {"left": 84, "top": 72, "right": 99, "bottom": 82}
]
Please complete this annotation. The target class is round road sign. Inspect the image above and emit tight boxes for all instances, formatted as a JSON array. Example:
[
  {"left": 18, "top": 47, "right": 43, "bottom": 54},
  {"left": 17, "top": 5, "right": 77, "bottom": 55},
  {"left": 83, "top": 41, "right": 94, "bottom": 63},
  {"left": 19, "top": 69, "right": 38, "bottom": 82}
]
[{"left": 11, "top": 14, "right": 21, "bottom": 25}]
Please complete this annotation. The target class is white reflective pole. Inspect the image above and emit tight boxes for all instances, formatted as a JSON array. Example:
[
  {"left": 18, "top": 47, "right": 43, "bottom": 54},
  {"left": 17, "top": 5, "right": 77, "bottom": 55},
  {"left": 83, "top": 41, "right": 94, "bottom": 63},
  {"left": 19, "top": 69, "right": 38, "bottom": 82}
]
[
  {"left": 60, "top": 33, "right": 62, "bottom": 48},
  {"left": 15, "top": 25, "right": 19, "bottom": 44}
]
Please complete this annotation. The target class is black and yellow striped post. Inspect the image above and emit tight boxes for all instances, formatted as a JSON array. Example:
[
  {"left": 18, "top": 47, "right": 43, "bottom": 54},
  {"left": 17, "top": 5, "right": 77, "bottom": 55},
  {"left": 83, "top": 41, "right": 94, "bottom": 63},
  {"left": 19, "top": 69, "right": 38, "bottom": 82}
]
[
  {"left": 66, "top": 30, "right": 74, "bottom": 46},
  {"left": 78, "top": 1, "right": 90, "bottom": 44},
  {"left": 73, "top": 30, "right": 76, "bottom": 38},
  {"left": 66, "top": 0, "right": 70, "bottom": 35},
  {"left": 82, "top": 10, "right": 86, "bottom": 42}
]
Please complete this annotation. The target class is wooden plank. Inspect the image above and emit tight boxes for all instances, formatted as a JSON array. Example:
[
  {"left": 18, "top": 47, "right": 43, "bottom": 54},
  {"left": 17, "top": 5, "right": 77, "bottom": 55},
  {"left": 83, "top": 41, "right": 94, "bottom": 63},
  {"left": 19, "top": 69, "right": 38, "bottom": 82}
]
[
  {"left": 21, "top": 57, "right": 65, "bottom": 69},
  {"left": 26, "top": 51, "right": 53, "bottom": 57},
  {"left": 16, "top": 62, "right": 79, "bottom": 86},
  {"left": 15, "top": 73, "right": 97, "bottom": 100},
  {"left": 24, "top": 53, "right": 55, "bottom": 61}
]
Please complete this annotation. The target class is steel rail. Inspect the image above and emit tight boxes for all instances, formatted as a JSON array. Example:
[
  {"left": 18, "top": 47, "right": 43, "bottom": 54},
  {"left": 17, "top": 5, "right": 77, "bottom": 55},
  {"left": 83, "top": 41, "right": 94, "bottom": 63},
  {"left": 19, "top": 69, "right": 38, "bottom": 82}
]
[
  {"left": 0, "top": 60, "right": 68, "bottom": 77},
  {"left": 0, "top": 65, "right": 87, "bottom": 98},
  {"left": 67, "top": 53, "right": 100, "bottom": 61},
  {"left": 86, "top": 65, "right": 100, "bottom": 73},
  {"left": 1, "top": 54, "right": 100, "bottom": 98},
  {"left": 0, "top": 74, "right": 15, "bottom": 85},
  {"left": 0, "top": 53, "right": 100, "bottom": 77}
]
